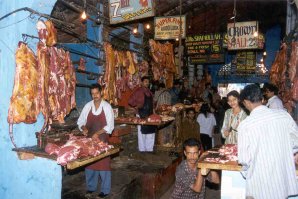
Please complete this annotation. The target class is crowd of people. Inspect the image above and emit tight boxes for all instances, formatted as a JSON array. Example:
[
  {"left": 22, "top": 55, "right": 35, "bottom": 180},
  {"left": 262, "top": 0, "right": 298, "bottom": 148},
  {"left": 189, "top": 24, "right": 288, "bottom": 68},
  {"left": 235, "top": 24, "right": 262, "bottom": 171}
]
[{"left": 76, "top": 79, "right": 298, "bottom": 199}]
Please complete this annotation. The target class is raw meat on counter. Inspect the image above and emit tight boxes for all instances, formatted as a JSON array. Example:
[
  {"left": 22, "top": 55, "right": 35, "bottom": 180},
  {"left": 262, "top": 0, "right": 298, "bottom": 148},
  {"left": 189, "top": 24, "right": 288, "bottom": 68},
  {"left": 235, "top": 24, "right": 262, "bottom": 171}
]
[
  {"left": 45, "top": 135, "right": 114, "bottom": 166},
  {"left": 204, "top": 144, "right": 238, "bottom": 164},
  {"left": 147, "top": 114, "right": 162, "bottom": 123}
]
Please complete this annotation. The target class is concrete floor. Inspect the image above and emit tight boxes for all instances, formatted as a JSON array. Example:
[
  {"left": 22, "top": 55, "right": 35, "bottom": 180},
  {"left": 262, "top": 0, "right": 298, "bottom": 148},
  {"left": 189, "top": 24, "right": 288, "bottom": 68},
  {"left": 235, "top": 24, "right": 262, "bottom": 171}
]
[{"left": 62, "top": 151, "right": 220, "bottom": 199}]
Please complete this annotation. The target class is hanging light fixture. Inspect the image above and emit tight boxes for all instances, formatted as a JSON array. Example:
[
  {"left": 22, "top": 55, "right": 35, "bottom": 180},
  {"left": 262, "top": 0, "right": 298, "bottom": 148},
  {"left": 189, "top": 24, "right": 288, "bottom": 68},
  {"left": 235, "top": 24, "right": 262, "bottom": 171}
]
[
  {"left": 133, "top": 27, "right": 138, "bottom": 34},
  {"left": 81, "top": 0, "right": 87, "bottom": 21},
  {"left": 231, "top": 0, "right": 237, "bottom": 47},
  {"left": 145, "top": 23, "right": 151, "bottom": 30}
]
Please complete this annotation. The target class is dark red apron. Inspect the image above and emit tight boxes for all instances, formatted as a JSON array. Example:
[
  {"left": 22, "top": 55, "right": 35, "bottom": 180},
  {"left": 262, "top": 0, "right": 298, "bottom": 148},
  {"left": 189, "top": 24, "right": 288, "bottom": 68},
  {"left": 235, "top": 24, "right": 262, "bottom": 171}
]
[{"left": 85, "top": 108, "right": 111, "bottom": 171}]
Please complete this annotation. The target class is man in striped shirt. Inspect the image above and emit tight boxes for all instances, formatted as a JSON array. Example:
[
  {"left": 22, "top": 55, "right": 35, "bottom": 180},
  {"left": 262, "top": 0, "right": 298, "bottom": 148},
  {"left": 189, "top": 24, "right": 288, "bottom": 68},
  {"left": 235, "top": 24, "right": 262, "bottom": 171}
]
[{"left": 238, "top": 84, "right": 298, "bottom": 199}]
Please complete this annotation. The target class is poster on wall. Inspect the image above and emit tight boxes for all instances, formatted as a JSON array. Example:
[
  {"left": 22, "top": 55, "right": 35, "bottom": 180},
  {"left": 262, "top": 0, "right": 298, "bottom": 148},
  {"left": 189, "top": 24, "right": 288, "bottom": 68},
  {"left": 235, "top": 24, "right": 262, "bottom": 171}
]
[
  {"left": 154, "top": 16, "right": 186, "bottom": 40},
  {"left": 109, "top": 0, "right": 154, "bottom": 24},
  {"left": 227, "top": 21, "right": 264, "bottom": 50},
  {"left": 185, "top": 33, "right": 225, "bottom": 64},
  {"left": 236, "top": 51, "right": 256, "bottom": 72}
]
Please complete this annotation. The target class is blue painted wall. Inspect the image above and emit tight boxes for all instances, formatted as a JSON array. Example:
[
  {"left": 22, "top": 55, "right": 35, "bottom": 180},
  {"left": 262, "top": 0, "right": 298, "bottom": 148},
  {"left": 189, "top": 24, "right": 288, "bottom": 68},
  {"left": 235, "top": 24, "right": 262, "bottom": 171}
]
[{"left": 0, "top": 1, "right": 62, "bottom": 199}]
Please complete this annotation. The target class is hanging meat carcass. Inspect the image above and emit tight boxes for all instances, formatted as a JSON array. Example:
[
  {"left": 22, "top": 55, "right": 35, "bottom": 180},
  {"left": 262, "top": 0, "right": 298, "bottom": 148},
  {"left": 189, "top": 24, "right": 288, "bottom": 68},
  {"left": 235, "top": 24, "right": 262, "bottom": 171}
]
[
  {"left": 270, "top": 43, "right": 287, "bottom": 85},
  {"left": 8, "top": 42, "right": 39, "bottom": 124},
  {"left": 103, "top": 42, "right": 117, "bottom": 105},
  {"left": 44, "top": 20, "right": 57, "bottom": 47},
  {"left": 78, "top": 57, "right": 86, "bottom": 71},
  {"left": 65, "top": 51, "right": 76, "bottom": 113},
  {"left": 127, "top": 51, "right": 136, "bottom": 75},
  {"left": 36, "top": 42, "right": 50, "bottom": 132},
  {"left": 288, "top": 42, "right": 298, "bottom": 82},
  {"left": 292, "top": 77, "right": 298, "bottom": 101}
]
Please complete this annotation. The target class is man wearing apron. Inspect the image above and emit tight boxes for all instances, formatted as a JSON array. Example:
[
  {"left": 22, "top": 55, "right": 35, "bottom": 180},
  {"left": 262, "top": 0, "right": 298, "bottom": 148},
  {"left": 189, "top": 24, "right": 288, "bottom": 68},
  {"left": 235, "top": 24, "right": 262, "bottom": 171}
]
[
  {"left": 129, "top": 76, "right": 156, "bottom": 152},
  {"left": 77, "top": 83, "right": 114, "bottom": 198}
]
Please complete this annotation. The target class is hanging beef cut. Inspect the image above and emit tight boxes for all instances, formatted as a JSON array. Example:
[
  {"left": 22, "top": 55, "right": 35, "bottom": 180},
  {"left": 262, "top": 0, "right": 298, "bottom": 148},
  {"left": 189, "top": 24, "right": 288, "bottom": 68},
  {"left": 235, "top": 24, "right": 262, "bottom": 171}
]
[
  {"left": 8, "top": 42, "right": 39, "bottom": 124},
  {"left": 288, "top": 42, "right": 298, "bottom": 82}
]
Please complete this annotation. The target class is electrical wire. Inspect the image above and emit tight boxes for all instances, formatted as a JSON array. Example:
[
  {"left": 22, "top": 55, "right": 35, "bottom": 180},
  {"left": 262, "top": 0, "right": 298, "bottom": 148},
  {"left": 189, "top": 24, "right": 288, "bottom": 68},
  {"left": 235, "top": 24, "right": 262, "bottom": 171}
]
[
  {"left": 0, "top": 14, "right": 31, "bottom": 30},
  {"left": 0, "top": 38, "right": 14, "bottom": 55}
]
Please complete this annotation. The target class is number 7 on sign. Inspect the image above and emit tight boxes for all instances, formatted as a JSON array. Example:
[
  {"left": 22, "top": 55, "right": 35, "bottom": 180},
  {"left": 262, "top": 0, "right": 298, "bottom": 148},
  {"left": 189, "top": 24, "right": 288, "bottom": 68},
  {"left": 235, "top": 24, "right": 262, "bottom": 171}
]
[{"left": 111, "top": 2, "right": 122, "bottom": 18}]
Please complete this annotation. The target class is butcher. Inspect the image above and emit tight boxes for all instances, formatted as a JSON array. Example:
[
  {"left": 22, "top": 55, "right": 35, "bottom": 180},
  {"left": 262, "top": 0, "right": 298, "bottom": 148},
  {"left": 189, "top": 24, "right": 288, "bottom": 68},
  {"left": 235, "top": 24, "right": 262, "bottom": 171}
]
[
  {"left": 263, "top": 83, "right": 285, "bottom": 110},
  {"left": 238, "top": 84, "right": 298, "bottom": 199},
  {"left": 77, "top": 83, "right": 114, "bottom": 198},
  {"left": 128, "top": 76, "right": 156, "bottom": 152}
]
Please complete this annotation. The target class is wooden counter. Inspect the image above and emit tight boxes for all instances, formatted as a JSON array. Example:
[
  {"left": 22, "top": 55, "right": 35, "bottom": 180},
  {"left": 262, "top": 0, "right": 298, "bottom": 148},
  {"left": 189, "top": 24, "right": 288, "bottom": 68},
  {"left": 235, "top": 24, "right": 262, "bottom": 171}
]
[
  {"left": 13, "top": 146, "right": 120, "bottom": 170},
  {"left": 198, "top": 159, "right": 242, "bottom": 175},
  {"left": 115, "top": 118, "right": 174, "bottom": 127}
]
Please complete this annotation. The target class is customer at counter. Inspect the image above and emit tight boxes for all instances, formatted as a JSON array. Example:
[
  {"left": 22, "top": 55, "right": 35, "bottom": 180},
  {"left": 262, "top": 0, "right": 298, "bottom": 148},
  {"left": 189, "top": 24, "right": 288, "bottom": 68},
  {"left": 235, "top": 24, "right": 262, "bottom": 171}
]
[
  {"left": 238, "top": 84, "right": 298, "bottom": 199},
  {"left": 263, "top": 83, "right": 285, "bottom": 110},
  {"left": 170, "top": 138, "right": 219, "bottom": 199},
  {"left": 221, "top": 90, "right": 247, "bottom": 144},
  {"left": 77, "top": 83, "right": 114, "bottom": 198},
  {"left": 180, "top": 108, "right": 200, "bottom": 142},
  {"left": 197, "top": 103, "right": 216, "bottom": 150},
  {"left": 128, "top": 76, "right": 156, "bottom": 152}
]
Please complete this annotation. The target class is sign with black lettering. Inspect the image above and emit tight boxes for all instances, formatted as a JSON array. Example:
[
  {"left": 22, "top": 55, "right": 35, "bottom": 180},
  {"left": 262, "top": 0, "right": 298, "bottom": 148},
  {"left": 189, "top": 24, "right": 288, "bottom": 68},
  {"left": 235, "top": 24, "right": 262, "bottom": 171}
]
[
  {"left": 154, "top": 16, "right": 186, "bottom": 40},
  {"left": 227, "top": 21, "right": 264, "bottom": 50},
  {"left": 186, "top": 33, "right": 225, "bottom": 64},
  {"left": 109, "top": 0, "right": 154, "bottom": 24},
  {"left": 236, "top": 51, "right": 256, "bottom": 72}
]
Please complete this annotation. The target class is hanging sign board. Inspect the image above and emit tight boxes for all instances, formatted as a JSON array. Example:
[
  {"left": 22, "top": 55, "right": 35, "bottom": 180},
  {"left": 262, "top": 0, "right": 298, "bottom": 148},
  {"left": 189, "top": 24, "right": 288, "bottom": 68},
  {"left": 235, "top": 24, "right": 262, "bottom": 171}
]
[
  {"left": 227, "top": 21, "right": 264, "bottom": 50},
  {"left": 236, "top": 51, "right": 256, "bottom": 72},
  {"left": 109, "top": 0, "right": 154, "bottom": 24},
  {"left": 154, "top": 16, "right": 186, "bottom": 40},
  {"left": 186, "top": 33, "right": 225, "bottom": 64}
]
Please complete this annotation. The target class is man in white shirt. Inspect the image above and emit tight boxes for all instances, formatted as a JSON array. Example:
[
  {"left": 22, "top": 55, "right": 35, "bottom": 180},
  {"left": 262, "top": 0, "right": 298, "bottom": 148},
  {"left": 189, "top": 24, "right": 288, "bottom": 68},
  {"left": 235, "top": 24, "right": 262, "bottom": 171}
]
[
  {"left": 238, "top": 84, "right": 298, "bottom": 199},
  {"left": 77, "top": 83, "right": 114, "bottom": 198},
  {"left": 263, "top": 83, "right": 284, "bottom": 110}
]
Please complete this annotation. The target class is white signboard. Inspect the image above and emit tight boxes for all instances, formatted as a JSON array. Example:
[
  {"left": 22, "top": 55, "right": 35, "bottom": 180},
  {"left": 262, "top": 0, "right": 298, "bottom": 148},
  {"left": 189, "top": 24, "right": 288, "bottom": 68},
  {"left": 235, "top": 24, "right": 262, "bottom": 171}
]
[
  {"left": 154, "top": 16, "right": 186, "bottom": 40},
  {"left": 109, "top": 0, "right": 154, "bottom": 24},
  {"left": 227, "top": 21, "right": 262, "bottom": 50}
]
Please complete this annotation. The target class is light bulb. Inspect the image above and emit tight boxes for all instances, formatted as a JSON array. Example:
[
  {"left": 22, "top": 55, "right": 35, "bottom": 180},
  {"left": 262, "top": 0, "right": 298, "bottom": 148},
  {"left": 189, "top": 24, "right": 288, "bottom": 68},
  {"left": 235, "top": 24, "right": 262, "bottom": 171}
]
[
  {"left": 145, "top": 24, "right": 150, "bottom": 30},
  {"left": 133, "top": 27, "right": 138, "bottom": 34},
  {"left": 263, "top": 51, "right": 267, "bottom": 56},
  {"left": 176, "top": 38, "right": 179, "bottom": 41},
  {"left": 81, "top": 11, "right": 87, "bottom": 20},
  {"left": 253, "top": 31, "right": 258, "bottom": 37},
  {"left": 260, "top": 58, "right": 263, "bottom": 62}
]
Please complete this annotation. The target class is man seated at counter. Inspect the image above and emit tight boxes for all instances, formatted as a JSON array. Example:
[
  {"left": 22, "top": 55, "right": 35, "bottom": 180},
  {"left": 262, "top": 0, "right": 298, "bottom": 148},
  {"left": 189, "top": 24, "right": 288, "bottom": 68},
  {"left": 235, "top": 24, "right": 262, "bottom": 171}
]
[
  {"left": 238, "top": 84, "right": 298, "bottom": 199},
  {"left": 77, "top": 83, "right": 114, "bottom": 198},
  {"left": 170, "top": 138, "right": 219, "bottom": 199}
]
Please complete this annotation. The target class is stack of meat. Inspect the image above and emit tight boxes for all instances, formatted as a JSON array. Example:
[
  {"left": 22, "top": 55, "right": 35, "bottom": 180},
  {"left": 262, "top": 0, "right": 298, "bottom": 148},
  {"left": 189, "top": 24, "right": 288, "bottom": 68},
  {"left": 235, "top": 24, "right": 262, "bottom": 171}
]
[
  {"left": 101, "top": 42, "right": 148, "bottom": 105},
  {"left": 149, "top": 39, "right": 177, "bottom": 88},
  {"left": 269, "top": 42, "right": 298, "bottom": 113},
  {"left": 7, "top": 20, "right": 76, "bottom": 146},
  {"left": 45, "top": 135, "right": 114, "bottom": 166},
  {"left": 204, "top": 144, "right": 238, "bottom": 164}
]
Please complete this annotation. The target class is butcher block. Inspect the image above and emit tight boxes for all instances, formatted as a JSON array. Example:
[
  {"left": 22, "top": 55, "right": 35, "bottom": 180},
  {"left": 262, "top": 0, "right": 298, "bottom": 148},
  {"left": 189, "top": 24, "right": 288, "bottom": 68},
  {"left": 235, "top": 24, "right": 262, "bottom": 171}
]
[{"left": 12, "top": 146, "right": 120, "bottom": 170}]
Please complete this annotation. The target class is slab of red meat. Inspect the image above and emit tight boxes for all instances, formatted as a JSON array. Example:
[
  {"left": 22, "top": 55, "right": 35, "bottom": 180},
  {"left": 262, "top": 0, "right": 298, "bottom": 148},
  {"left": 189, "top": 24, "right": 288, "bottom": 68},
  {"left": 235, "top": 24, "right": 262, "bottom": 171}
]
[
  {"left": 45, "top": 143, "right": 61, "bottom": 156},
  {"left": 147, "top": 114, "right": 162, "bottom": 123},
  {"left": 37, "top": 42, "right": 50, "bottom": 132},
  {"left": 54, "top": 136, "right": 114, "bottom": 166},
  {"left": 8, "top": 42, "right": 39, "bottom": 124},
  {"left": 44, "top": 20, "right": 57, "bottom": 47},
  {"left": 57, "top": 145, "right": 81, "bottom": 166},
  {"left": 288, "top": 42, "right": 298, "bottom": 82},
  {"left": 292, "top": 77, "right": 298, "bottom": 101}
]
